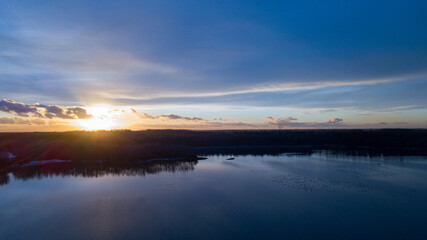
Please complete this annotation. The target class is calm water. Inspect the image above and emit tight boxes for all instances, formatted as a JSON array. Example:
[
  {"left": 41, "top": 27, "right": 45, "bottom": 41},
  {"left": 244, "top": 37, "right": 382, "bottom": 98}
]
[{"left": 1, "top": 154, "right": 427, "bottom": 239}]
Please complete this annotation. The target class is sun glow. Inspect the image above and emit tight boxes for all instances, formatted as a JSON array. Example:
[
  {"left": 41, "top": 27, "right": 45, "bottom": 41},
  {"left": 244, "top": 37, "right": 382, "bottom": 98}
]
[
  {"left": 77, "top": 117, "right": 117, "bottom": 130},
  {"left": 75, "top": 106, "right": 125, "bottom": 131}
]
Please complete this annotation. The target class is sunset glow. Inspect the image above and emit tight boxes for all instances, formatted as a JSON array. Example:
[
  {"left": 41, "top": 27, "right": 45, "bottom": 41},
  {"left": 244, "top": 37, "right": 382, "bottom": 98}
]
[
  {"left": 1, "top": 1, "right": 427, "bottom": 240},
  {"left": 77, "top": 117, "right": 117, "bottom": 131},
  {"left": 75, "top": 106, "right": 125, "bottom": 130},
  {"left": 0, "top": 0, "right": 426, "bottom": 131}
]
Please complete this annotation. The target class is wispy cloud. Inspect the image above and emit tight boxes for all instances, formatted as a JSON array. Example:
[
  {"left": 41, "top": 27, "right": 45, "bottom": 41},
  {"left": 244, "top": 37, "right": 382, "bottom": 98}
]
[
  {"left": 131, "top": 109, "right": 205, "bottom": 122},
  {"left": 131, "top": 109, "right": 156, "bottom": 119},
  {"left": 158, "top": 114, "right": 205, "bottom": 122},
  {"left": 131, "top": 120, "right": 256, "bottom": 130},
  {"left": 0, "top": 117, "right": 45, "bottom": 125},
  {"left": 265, "top": 116, "right": 345, "bottom": 129},
  {"left": 131, "top": 109, "right": 257, "bottom": 129}
]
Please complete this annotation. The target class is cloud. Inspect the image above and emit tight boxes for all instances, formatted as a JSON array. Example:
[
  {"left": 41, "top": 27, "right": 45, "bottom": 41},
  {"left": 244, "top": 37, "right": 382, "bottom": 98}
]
[
  {"left": 0, "top": 99, "right": 92, "bottom": 119},
  {"left": 65, "top": 107, "right": 92, "bottom": 119},
  {"left": 264, "top": 116, "right": 298, "bottom": 129},
  {"left": 158, "top": 114, "right": 205, "bottom": 122},
  {"left": 0, "top": 99, "right": 40, "bottom": 117},
  {"left": 130, "top": 109, "right": 157, "bottom": 119},
  {"left": 131, "top": 119, "right": 256, "bottom": 130},
  {"left": 36, "top": 104, "right": 92, "bottom": 119},
  {"left": 213, "top": 117, "right": 229, "bottom": 121},
  {"left": 0, "top": 117, "right": 45, "bottom": 125},
  {"left": 265, "top": 116, "right": 345, "bottom": 129},
  {"left": 131, "top": 109, "right": 258, "bottom": 129},
  {"left": 369, "top": 121, "right": 408, "bottom": 126},
  {"left": 130, "top": 109, "right": 256, "bottom": 129},
  {"left": 201, "top": 121, "right": 255, "bottom": 128},
  {"left": 284, "top": 116, "right": 297, "bottom": 121},
  {"left": 104, "top": 78, "right": 427, "bottom": 113},
  {"left": 328, "top": 118, "right": 344, "bottom": 124},
  {"left": 1, "top": 0, "right": 427, "bottom": 111},
  {"left": 132, "top": 109, "right": 206, "bottom": 122}
]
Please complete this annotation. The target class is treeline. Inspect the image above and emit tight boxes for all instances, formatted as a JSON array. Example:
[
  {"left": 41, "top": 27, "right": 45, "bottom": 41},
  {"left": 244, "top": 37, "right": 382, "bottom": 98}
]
[{"left": 0, "top": 129, "right": 426, "bottom": 164}]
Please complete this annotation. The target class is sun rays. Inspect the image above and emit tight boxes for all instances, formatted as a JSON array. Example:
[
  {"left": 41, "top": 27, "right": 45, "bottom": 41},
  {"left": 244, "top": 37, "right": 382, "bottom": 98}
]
[{"left": 75, "top": 106, "right": 126, "bottom": 131}]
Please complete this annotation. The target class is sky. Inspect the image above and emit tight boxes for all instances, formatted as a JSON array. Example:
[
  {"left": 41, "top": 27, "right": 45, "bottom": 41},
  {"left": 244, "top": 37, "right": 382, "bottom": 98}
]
[{"left": 0, "top": 0, "right": 426, "bottom": 131}]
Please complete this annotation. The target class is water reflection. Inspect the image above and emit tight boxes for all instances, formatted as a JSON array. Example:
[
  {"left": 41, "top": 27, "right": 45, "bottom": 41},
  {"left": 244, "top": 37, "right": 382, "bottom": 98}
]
[
  {"left": 1, "top": 148, "right": 426, "bottom": 187},
  {"left": 0, "top": 173, "right": 8, "bottom": 185},
  {"left": 1, "top": 153, "right": 427, "bottom": 240},
  {"left": 0, "top": 160, "right": 198, "bottom": 186}
]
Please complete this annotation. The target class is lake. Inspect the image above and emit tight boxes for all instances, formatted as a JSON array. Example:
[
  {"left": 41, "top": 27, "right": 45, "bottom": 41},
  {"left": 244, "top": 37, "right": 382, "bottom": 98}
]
[{"left": 1, "top": 153, "right": 427, "bottom": 239}]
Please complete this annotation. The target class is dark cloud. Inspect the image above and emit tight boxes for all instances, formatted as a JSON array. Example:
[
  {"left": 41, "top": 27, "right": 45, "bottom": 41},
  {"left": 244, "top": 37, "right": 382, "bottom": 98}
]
[
  {"left": 0, "top": 99, "right": 40, "bottom": 117},
  {"left": 285, "top": 116, "right": 297, "bottom": 121},
  {"left": 66, "top": 107, "right": 92, "bottom": 119},
  {"left": 0, "top": 99, "right": 92, "bottom": 119},
  {"left": 39, "top": 105, "right": 68, "bottom": 119}
]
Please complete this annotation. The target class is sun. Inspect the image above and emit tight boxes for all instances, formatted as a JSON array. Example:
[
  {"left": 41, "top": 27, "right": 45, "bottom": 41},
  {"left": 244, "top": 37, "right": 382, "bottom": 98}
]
[
  {"left": 77, "top": 117, "right": 116, "bottom": 131},
  {"left": 75, "top": 106, "right": 124, "bottom": 131}
]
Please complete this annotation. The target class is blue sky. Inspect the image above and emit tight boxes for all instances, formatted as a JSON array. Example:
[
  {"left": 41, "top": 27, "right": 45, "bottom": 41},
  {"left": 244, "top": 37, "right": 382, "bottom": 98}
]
[{"left": 0, "top": 0, "right": 426, "bottom": 130}]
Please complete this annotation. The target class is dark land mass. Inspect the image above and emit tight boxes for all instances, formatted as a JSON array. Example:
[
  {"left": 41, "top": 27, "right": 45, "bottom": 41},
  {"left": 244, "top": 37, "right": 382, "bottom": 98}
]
[{"left": 0, "top": 129, "right": 426, "bottom": 184}]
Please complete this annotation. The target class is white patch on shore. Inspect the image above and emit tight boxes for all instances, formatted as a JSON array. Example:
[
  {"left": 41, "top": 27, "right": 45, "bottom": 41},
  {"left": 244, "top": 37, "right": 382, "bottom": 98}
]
[{"left": 16, "top": 160, "right": 72, "bottom": 168}]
